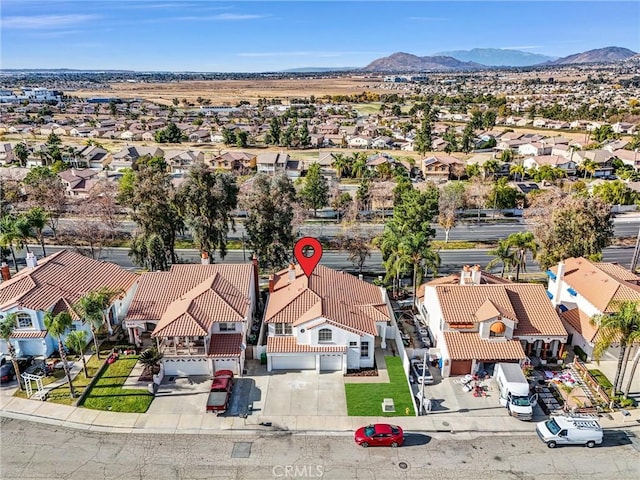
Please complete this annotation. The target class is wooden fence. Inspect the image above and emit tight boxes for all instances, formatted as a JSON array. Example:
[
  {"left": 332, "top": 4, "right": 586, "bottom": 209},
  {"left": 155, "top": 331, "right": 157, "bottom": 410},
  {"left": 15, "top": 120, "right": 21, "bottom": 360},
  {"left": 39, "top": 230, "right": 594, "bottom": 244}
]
[{"left": 573, "top": 358, "right": 612, "bottom": 406}]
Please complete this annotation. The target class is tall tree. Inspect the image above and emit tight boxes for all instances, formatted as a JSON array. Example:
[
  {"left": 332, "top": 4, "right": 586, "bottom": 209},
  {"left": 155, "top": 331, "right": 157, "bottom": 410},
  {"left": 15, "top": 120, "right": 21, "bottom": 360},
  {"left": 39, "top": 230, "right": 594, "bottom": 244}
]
[
  {"left": 73, "top": 288, "right": 117, "bottom": 360},
  {"left": 242, "top": 174, "right": 297, "bottom": 271},
  {"left": 22, "top": 166, "right": 66, "bottom": 238},
  {"left": 350, "top": 152, "right": 367, "bottom": 179},
  {"left": 414, "top": 117, "right": 433, "bottom": 155},
  {"left": 25, "top": 207, "right": 49, "bottom": 257},
  {"left": 0, "top": 215, "right": 21, "bottom": 272},
  {"left": 590, "top": 301, "right": 640, "bottom": 394},
  {"left": 298, "top": 120, "right": 311, "bottom": 148},
  {"left": 525, "top": 190, "right": 613, "bottom": 270},
  {"left": 438, "top": 182, "right": 465, "bottom": 244},
  {"left": 504, "top": 231, "right": 538, "bottom": 281},
  {"left": 0, "top": 314, "right": 23, "bottom": 391},
  {"left": 44, "top": 311, "right": 76, "bottom": 398},
  {"left": 177, "top": 164, "right": 238, "bottom": 260},
  {"left": 486, "top": 239, "right": 515, "bottom": 277},
  {"left": 65, "top": 330, "right": 89, "bottom": 378},
  {"left": 332, "top": 153, "right": 350, "bottom": 179},
  {"left": 154, "top": 122, "right": 184, "bottom": 143},
  {"left": 13, "top": 142, "right": 30, "bottom": 167},
  {"left": 509, "top": 163, "right": 526, "bottom": 182},
  {"left": 266, "top": 117, "right": 281, "bottom": 145},
  {"left": 300, "top": 163, "right": 329, "bottom": 217}
]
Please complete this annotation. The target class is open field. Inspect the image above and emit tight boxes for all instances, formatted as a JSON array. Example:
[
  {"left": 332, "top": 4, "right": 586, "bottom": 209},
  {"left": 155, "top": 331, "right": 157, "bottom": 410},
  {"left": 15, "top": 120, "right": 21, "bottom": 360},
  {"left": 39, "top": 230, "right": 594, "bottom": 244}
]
[{"left": 71, "top": 77, "right": 391, "bottom": 106}]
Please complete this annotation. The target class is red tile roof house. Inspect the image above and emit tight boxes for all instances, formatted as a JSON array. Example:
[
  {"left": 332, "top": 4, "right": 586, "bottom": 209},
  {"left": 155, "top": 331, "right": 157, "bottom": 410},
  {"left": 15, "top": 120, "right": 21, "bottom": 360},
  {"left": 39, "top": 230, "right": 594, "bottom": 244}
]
[
  {"left": 264, "top": 264, "right": 393, "bottom": 373},
  {"left": 420, "top": 266, "right": 567, "bottom": 377},
  {"left": 0, "top": 250, "right": 138, "bottom": 359},
  {"left": 124, "top": 262, "right": 257, "bottom": 376},
  {"left": 547, "top": 257, "right": 640, "bottom": 361}
]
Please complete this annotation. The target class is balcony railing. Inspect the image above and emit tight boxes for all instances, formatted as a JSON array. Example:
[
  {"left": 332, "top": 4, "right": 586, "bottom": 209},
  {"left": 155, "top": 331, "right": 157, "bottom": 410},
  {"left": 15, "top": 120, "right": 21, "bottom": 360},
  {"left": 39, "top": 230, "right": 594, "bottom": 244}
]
[{"left": 159, "top": 340, "right": 206, "bottom": 356}]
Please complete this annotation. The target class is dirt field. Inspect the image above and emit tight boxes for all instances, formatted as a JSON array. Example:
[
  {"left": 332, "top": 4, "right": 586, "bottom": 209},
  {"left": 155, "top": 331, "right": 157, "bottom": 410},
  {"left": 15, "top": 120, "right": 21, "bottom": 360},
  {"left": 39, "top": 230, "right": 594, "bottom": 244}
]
[{"left": 72, "top": 77, "right": 389, "bottom": 106}]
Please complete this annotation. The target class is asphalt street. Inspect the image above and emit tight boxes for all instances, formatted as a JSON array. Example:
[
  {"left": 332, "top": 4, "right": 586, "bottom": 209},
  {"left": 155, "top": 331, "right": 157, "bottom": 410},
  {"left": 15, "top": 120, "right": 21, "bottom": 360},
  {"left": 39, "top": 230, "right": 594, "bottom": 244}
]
[{"left": 1, "top": 417, "right": 638, "bottom": 480}]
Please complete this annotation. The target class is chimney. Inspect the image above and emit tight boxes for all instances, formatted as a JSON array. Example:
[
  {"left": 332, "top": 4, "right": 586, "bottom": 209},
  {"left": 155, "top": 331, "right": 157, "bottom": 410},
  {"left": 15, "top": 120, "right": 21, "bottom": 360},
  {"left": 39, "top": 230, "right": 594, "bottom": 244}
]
[
  {"left": 358, "top": 274, "right": 363, "bottom": 281},
  {"left": 201, "top": 252, "right": 210, "bottom": 265},
  {"left": 0, "top": 262, "right": 10, "bottom": 281},
  {"left": 268, "top": 274, "right": 275, "bottom": 293},
  {"left": 288, "top": 263, "right": 296, "bottom": 283},
  {"left": 26, "top": 252, "right": 38, "bottom": 269},
  {"left": 460, "top": 265, "right": 471, "bottom": 285},
  {"left": 552, "top": 261, "right": 565, "bottom": 306},
  {"left": 471, "top": 265, "right": 482, "bottom": 285},
  {"left": 71, "top": 168, "right": 77, "bottom": 177}
]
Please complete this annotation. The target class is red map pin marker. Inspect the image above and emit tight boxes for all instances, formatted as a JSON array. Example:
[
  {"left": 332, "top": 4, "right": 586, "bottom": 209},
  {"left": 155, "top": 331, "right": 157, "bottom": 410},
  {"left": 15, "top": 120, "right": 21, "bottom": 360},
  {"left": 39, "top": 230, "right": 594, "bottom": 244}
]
[{"left": 294, "top": 237, "right": 323, "bottom": 277}]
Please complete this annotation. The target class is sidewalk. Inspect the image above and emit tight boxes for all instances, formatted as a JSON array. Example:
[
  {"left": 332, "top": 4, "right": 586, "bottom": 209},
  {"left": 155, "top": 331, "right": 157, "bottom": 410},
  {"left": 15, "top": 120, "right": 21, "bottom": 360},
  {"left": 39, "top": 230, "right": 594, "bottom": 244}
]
[{"left": 1, "top": 390, "right": 638, "bottom": 436}]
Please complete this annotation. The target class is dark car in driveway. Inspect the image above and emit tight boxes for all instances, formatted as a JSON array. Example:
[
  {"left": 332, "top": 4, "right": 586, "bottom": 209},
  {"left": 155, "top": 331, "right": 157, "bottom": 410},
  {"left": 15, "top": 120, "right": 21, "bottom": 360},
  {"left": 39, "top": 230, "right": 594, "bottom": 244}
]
[
  {"left": 0, "top": 362, "right": 15, "bottom": 383},
  {"left": 354, "top": 424, "right": 404, "bottom": 448}
]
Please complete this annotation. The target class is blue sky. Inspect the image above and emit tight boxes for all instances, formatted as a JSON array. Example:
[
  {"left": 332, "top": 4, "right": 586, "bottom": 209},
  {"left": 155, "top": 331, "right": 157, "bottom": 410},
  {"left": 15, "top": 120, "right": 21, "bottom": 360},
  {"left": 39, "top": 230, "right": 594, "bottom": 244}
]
[{"left": 2, "top": 1, "right": 639, "bottom": 72}]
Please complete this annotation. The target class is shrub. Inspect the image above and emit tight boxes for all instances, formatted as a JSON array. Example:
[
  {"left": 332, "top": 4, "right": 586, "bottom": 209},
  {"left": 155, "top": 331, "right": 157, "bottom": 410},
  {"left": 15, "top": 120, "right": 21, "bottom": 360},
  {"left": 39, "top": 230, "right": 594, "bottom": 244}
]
[
  {"left": 588, "top": 369, "right": 613, "bottom": 390},
  {"left": 573, "top": 346, "right": 588, "bottom": 362}
]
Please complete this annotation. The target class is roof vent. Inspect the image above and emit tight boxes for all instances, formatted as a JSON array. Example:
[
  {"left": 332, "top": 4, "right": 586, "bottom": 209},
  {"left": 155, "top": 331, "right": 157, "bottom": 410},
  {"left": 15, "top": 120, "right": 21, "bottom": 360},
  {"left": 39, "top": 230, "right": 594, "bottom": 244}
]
[{"left": 288, "top": 263, "right": 296, "bottom": 283}]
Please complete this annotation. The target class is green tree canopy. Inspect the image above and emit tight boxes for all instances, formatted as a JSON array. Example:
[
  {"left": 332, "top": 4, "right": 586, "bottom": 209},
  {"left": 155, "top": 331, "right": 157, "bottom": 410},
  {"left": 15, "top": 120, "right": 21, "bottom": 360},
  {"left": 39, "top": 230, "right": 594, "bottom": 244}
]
[{"left": 300, "top": 163, "right": 329, "bottom": 217}]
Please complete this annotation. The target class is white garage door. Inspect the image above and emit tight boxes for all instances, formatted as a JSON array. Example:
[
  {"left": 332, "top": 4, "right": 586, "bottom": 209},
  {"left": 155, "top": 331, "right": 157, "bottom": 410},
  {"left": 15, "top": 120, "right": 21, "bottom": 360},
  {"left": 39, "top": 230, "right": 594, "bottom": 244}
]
[
  {"left": 163, "top": 358, "right": 211, "bottom": 376},
  {"left": 214, "top": 358, "right": 239, "bottom": 375},
  {"left": 320, "top": 354, "right": 343, "bottom": 371},
  {"left": 271, "top": 355, "right": 315, "bottom": 370}
]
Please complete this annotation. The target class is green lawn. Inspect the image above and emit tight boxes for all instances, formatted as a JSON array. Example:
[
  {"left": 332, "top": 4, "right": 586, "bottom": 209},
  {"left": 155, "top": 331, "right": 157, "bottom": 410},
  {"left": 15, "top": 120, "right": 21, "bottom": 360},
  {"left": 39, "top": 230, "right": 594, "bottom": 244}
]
[
  {"left": 345, "top": 356, "right": 415, "bottom": 417},
  {"left": 80, "top": 355, "right": 153, "bottom": 413}
]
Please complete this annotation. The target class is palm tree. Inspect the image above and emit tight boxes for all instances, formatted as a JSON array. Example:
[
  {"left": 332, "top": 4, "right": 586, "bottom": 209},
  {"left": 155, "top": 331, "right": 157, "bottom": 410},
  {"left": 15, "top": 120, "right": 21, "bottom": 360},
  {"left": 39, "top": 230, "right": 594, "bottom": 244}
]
[
  {"left": 26, "top": 207, "right": 49, "bottom": 257},
  {"left": 486, "top": 239, "right": 515, "bottom": 277},
  {"left": 331, "top": 153, "right": 350, "bottom": 178},
  {"left": 74, "top": 288, "right": 119, "bottom": 360},
  {"left": 44, "top": 311, "right": 76, "bottom": 398},
  {"left": 14, "top": 215, "right": 33, "bottom": 254},
  {"left": 64, "top": 330, "right": 90, "bottom": 378},
  {"left": 351, "top": 152, "right": 367, "bottom": 179},
  {"left": 509, "top": 164, "right": 526, "bottom": 182},
  {"left": 0, "top": 215, "right": 21, "bottom": 272},
  {"left": 482, "top": 159, "right": 501, "bottom": 181},
  {"left": 590, "top": 301, "right": 640, "bottom": 394},
  {"left": 138, "top": 347, "right": 163, "bottom": 377},
  {"left": 0, "top": 314, "right": 23, "bottom": 391},
  {"left": 13, "top": 142, "right": 30, "bottom": 167},
  {"left": 579, "top": 159, "right": 598, "bottom": 179},
  {"left": 505, "top": 232, "right": 538, "bottom": 282},
  {"left": 399, "top": 232, "right": 439, "bottom": 306}
]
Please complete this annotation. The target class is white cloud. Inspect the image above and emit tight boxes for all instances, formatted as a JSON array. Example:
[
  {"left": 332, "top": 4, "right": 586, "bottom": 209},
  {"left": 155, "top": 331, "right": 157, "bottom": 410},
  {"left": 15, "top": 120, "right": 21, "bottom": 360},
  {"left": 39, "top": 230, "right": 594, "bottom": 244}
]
[
  {"left": 2, "top": 14, "right": 99, "bottom": 29},
  {"left": 175, "top": 13, "right": 269, "bottom": 21}
]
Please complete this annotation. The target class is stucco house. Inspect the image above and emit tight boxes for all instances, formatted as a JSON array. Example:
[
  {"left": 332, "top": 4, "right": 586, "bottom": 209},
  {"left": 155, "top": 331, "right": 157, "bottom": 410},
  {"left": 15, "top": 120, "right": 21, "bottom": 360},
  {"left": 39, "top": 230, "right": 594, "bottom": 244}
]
[
  {"left": 0, "top": 250, "right": 138, "bottom": 358},
  {"left": 547, "top": 257, "right": 640, "bottom": 361},
  {"left": 124, "top": 261, "right": 257, "bottom": 376},
  {"left": 264, "top": 264, "right": 392, "bottom": 373},
  {"left": 421, "top": 155, "right": 464, "bottom": 182},
  {"left": 420, "top": 266, "right": 567, "bottom": 377}
]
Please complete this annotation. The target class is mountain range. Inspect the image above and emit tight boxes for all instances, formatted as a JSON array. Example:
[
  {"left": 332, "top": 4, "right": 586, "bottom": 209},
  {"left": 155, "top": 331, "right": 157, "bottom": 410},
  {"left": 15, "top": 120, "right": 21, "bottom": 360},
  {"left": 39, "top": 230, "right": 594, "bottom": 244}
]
[{"left": 434, "top": 48, "right": 556, "bottom": 67}]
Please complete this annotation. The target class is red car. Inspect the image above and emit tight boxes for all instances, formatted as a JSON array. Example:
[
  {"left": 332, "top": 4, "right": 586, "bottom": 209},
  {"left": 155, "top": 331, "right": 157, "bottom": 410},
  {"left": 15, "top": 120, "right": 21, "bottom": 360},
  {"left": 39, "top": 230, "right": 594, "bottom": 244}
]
[{"left": 354, "top": 424, "right": 404, "bottom": 448}]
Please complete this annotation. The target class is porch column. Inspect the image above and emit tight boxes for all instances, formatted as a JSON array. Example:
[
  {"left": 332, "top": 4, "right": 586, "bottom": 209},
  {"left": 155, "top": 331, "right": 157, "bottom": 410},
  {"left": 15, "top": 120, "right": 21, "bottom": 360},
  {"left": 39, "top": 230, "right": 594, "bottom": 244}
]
[
  {"left": 558, "top": 343, "right": 565, "bottom": 360},
  {"left": 127, "top": 327, "right": 135, "bottom": 344},
  {"left": 526, "top": 342, "right": 533, "bottom": 356},
  {"left": 551, "top": 340, "right": 559, "bottom": 358},
  {"left": 541, "top": 342, "right": 548, "bottom": 360},
  {"left": 187, "top": 337, "right": 192, "bottom": 355},
  {"left": 380, "top": 324, "right": 387, "bottom": 349},
  {"left": 470, "top": 359, "right": 477, "bottom": 375},
  {"left": 267, "top": 355, "right": 272, "bottom": 372},
  {"left": 315, "top": 355, "right": 320, "bottom": 373}
]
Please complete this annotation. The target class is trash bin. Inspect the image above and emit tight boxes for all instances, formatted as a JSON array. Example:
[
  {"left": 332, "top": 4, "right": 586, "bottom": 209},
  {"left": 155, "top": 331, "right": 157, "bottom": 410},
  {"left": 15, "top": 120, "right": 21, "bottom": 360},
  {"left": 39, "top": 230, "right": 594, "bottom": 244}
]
[{"left": 260, "top": 353, "right": 267, "bottom": 365}]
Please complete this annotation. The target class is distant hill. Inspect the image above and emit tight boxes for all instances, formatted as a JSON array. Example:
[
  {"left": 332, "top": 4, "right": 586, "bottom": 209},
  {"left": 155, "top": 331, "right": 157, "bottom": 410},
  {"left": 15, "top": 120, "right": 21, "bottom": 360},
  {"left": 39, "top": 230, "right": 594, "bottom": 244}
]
[
  {"left": 434, "top": 48, "right": 555, "bottom": 67},
  {"left": 362, "top": 52, "right": 483, "bottom": 72},
  {"left": 548, "top": 46, "right": 637, "bottom": 65}
]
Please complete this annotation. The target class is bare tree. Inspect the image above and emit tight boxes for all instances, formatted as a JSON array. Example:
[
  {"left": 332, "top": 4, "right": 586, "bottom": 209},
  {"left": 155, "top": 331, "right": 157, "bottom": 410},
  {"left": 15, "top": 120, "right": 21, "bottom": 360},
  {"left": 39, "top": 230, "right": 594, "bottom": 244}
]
[{"left": 60, "top": 201, "right": 113, "bottom": 260}]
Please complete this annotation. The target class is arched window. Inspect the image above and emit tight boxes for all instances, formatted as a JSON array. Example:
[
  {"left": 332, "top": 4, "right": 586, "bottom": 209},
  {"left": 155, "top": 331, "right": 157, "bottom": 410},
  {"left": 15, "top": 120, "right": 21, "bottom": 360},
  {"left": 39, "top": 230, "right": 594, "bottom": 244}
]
[
  {"left": 15, "top": 313, "right": 33, "bottom": 329},
  {"left": 318, "top": 328, "right": 332, "bottom": 343}
]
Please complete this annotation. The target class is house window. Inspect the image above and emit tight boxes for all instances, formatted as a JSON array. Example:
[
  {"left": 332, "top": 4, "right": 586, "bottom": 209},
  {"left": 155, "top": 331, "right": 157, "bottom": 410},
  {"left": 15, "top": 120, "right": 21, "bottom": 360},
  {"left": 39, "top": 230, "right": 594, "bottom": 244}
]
[
  {"left": 360, "top": 342, "right": 369, "bottom": 358},
  {"left": 219, "top": 323, "right": 236, "bottom": 332},
  {"left": 16, "top": 313, "right": 33, "bottom": 329},
  {"left": 349, "top": 341, "right": 358, "bottom": 348},
  {"left": 318, "top": 328, "right": 332, "bottom": 343},
  {"left": 274, "top": 323, "right": 292, "bottom": 335}
]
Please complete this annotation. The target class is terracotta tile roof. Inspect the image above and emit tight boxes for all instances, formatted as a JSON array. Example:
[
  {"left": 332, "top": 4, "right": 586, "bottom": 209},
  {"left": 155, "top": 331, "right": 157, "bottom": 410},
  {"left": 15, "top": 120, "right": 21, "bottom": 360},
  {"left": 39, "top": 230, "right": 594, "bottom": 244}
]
[
  {"left": 127, "top": 264, "right": 253, "bottom": 327},
  {"left": 0, "top": 250, "right": 138, "bottom": 312},
  {"left": 560, "top": 308, "right": 599, "bottom": 343},
  {"left": 51, "top": 298, "right": 80, "bottom": 320},
  {"left": 551, "top": 257, "right": 640, "bottom": 313},
  {"left": 10, "top": 330, "right": 47, "bottom": 338},
  {"left": 435, "top": 284, "right": 566, "bottom": 337},
  {"left": 265, "top": 264, "right": 387, "bottom": 337},
  {"left": 266, "top": 336, "right": 346, "bottom": 353},
  {"left": 418, "top": 270, "right": 510, "bottom": 298},
  {"left": 208, "top": 333, "right": 242, "bottom": 358},
  {"left": 152, "top": 272, "right": 249, "bottom": 338},
  {"left": 443, "top": 331, "right": 526, "bottom": 360}
]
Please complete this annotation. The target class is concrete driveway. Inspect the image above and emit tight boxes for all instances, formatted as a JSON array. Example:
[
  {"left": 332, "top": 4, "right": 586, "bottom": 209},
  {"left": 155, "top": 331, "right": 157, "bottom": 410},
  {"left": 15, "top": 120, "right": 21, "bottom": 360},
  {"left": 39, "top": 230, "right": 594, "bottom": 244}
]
[
  {"left": 146, "top": 376, "right": 211, "bottom": 415},
  {"left": 246, "top": 363, "right": 347, "bottom": 417}
]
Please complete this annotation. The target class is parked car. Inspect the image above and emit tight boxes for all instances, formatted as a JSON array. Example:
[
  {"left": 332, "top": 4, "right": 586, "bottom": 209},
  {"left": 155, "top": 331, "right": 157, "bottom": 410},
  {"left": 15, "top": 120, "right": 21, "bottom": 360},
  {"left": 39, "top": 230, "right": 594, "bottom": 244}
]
[
  {"left": 354, "top": 424, "right": 404, "bottom": 448},
  {"left": 411, "top": 359, "right": 434, "bottom": 384},
  {"left": 536, "top": 416, "right": 603, "bottom": 448},
  {"left": 16, "top": 355, "right": 34, "bottom": 372},
  {"left": 0, "top": 362, "right": 15, "bottom": 383},
  {"left": 206, "top": 369, "right": 234, "bottom": 413}
]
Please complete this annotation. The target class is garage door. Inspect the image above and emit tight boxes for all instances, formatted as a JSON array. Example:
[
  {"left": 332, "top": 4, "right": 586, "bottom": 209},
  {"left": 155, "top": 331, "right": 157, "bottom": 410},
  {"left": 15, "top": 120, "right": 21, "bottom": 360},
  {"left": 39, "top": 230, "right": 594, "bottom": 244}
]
[
  {"left": 450, "top": 360, "right": 473, "bottom": 376},
  {"left": 214, "top": 358, "right": 239, "bottom": 375},
  {"left": 271, "top": 355, "right": 315, "bottom": 370},
  {"left": 163, "top": 358, "right": 211, "bottom": 376},
  {"left": 320, "top": 354, "right": 343, "bottom": 371}
]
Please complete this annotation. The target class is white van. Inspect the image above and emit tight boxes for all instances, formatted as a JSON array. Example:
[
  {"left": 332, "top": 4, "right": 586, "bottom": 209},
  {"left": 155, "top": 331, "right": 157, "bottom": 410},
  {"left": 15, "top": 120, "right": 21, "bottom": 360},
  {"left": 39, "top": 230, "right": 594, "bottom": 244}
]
[
  {"left": 494, "top": 363, "right": 537, "bottom": 421},
  {"left": 536, "top": 416, "right": 603, "bottom": 448}
]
